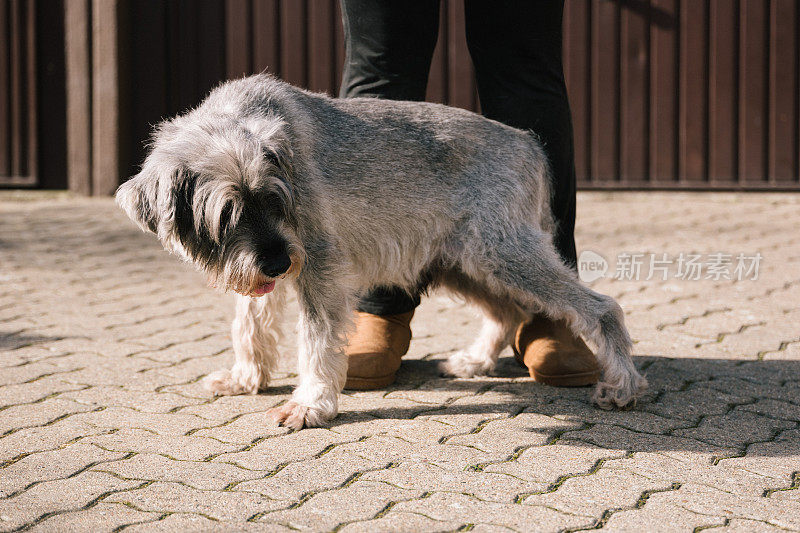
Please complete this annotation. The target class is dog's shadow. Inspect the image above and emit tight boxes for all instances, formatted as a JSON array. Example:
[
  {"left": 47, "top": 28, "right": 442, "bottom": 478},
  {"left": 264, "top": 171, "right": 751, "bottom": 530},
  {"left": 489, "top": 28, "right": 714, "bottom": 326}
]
[
  {"left": 0, "top": 330, "right": 76, "bottom": 350},
  {"left": 329, "top": 355, "right": 800, "bottom": 458}
]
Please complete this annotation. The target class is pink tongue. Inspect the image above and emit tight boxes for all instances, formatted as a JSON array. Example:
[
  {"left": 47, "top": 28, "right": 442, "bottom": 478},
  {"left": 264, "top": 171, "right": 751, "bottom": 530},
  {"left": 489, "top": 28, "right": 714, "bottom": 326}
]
[{"left": 253, "top": 281, "right": 276, "bottom": 295}]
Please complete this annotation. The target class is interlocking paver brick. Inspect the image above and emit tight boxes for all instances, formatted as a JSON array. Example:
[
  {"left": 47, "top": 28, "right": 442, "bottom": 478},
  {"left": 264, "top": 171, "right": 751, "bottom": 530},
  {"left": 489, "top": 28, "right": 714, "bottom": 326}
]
[
  {"left": 0, "top": 471, "right": 143, "bottom": 530},
  {"left": 361, "top": 461, "right": 547, "bottom": 502},
  {"left": 2, "top": 191, "right": 799, "bottom": 531},
  {"left": 257, "top": 480, "right": 422, "bottom": 530},
  {"left": 232, "top": 447, "right": 386, "bottom": 500},
  {"left": 105, "top": 481, "right": 287, "bottom": 521},
  {"left": 0, "top": 443, "right": 128, "bottom": 498},
  {"left": 0, "top": 420, "right": 111, "bottom": 464},
  {"left": 483, "top": 440, "right": 630, "bottom": 485},
  {"left": 391, "top": 491, "right": 590, "bottom": 531},
  {"left": 650, "top": 484, "right": 800, "bottom": 530},
  {"left": 84, "top": 429, "right": 243, "bottom": 461},
  {"left": 94, "top": 453, "right": 264, "bottom": 492},
  {"left": 120, "top": 513, "right": 295, "bottom": 532},
  {"left": 520, "top": 468, "right": 668, "bottom": 517},
  {"left": 26, "top": 503, "right": 161, "bottom": 533},
  {"left": 601, "top": 494, "right": 726, "bottom": 532},
  {"left": 338, "top": 511, "right": 462, "bottom": 532}
]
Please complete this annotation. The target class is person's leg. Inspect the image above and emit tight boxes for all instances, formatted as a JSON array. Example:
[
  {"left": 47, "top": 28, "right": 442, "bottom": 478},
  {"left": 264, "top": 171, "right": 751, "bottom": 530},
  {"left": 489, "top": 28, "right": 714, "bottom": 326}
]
[
  {"left": 465, "top": 0, "right": 597, "bottom": 387},
  {"left": 339, "top": 0, "right": 439, "bottom": 389},
  {"left": 340, "top": 0, "right": 439, "bottom": 102},
  {"left": 339, "top": 0, "right": 440, "bottom": 316},
  {"left": 464, "top": 0, "right": 576, "bottom": 268}
]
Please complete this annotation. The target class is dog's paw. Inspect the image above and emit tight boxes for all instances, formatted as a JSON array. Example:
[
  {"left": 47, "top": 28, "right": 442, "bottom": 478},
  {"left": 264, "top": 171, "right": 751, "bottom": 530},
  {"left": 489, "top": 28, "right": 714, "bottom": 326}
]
[
  {"left": 439, "top": 351, "right": 495, "bottom": 378},
  {"left": 203, "top": 364, "right": 267, "bottom": 396},
  {"left": 592, "top": 374, "right": 648, "bottom": 410},
  {"left": 268, "top": 401, "right": 330, "bottom": 430}
]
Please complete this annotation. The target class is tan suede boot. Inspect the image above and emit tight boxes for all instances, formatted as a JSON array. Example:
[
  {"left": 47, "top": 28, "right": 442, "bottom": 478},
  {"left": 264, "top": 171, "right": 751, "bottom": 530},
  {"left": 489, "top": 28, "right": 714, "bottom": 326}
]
[
  {"left": 344, "top": 310, "right": 414, "bottom": 390},
  {"left": 512, "top": 315, "right": 600, "bottom": 387}
]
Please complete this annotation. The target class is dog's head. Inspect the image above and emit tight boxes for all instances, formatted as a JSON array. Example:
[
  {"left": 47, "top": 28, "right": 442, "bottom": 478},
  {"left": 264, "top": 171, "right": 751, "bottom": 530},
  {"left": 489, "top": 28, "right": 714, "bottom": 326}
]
[{"left": 116, "top": 112, "right": 304, "bottom": 296}]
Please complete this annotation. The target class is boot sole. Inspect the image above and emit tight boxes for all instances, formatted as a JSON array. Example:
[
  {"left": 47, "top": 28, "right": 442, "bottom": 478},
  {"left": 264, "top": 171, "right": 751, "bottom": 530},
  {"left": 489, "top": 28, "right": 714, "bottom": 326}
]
[
  {"left": 512, "top": 346, "right": 599, "bottom": 387},
  {"left": 344, "top": 373, "right": 396, "bottom": 390},
  {"left": 529, "top": 369, "right": 600, "bottom": 387}
]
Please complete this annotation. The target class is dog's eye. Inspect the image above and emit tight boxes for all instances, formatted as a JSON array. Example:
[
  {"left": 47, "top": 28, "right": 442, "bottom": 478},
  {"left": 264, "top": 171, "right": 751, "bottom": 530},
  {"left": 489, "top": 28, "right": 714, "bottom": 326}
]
[{"left": 263, "top": 150, "right": 280, "bottom": 167}]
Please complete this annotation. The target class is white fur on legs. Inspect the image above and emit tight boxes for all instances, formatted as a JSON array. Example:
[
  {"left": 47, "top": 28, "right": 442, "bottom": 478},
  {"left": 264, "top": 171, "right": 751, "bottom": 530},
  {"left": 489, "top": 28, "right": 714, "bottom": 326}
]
[
  {"left": 441, "top": 313, "right": 513, "bottom": 378},
  {"left": 204, "top": 287, "right": 285, "bottom": 396},
  {"left": 269, "top": 284, "right": 351, "bottom": 429}
]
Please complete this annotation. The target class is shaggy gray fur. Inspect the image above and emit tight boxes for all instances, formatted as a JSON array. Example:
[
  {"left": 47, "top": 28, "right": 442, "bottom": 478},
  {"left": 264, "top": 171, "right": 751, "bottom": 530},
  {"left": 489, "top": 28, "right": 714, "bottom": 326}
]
[{"left": 116, "top": 74, "right": 647, "bottom": 429}]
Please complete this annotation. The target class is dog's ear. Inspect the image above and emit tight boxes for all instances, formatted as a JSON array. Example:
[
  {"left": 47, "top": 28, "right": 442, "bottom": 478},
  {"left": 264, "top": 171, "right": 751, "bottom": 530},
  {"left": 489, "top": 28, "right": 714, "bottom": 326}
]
[{"left": 116, "top": 172, "right": 159, "bottom": 233}]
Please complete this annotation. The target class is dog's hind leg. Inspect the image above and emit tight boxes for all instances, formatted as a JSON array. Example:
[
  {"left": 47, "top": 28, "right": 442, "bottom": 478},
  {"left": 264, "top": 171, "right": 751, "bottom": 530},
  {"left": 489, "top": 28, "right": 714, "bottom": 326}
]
[
  {"left": 268, "top": 273, "right": 351, "bottom": 429},
  {"left": 439, "top": 278, "right": 525, "bottom": 378},
  {"left": 203, "top": 287, "right": 286, "bottom": 396},
  {"left": 476, "top": 227, "right": 647, "bottom": 409}
]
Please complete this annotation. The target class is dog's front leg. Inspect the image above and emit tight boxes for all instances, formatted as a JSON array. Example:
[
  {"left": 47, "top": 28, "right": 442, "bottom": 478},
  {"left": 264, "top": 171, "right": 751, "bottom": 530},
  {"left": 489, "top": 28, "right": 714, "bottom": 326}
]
[
  {"left": 268, "top": 279, "right": 350, "bottom": 429},
  {"left": 203, "top": 288, "right": 285, "bottom": 395}
]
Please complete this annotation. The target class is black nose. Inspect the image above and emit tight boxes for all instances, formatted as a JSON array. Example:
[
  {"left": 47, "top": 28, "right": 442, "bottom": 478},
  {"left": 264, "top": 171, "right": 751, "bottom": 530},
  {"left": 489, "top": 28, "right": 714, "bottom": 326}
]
[{"left": 263, "top": 253, "right": 292, "bottom": 278}]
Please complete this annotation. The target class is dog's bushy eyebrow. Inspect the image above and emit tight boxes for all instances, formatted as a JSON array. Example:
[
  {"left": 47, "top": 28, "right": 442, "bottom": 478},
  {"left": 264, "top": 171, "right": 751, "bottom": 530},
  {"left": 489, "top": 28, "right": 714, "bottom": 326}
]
[
  {"left": 188, "top": 171, "right": 246, "bottom": 242},
  {"left": 262, "top": 147, "right": 281, "bottom": 167}
]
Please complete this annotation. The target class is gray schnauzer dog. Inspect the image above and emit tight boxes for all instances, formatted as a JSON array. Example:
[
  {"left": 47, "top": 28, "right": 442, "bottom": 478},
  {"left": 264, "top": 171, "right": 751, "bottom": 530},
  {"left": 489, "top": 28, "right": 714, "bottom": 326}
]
[{"left": 116, "top": 73, "right": 647, "bottom": 429}]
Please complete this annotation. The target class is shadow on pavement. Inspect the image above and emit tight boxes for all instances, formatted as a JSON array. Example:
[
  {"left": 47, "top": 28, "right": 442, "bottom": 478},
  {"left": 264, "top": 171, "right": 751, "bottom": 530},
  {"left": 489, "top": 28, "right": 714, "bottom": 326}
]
[{"left": 330, "top": 355, "right": 799, "bottom": 457}]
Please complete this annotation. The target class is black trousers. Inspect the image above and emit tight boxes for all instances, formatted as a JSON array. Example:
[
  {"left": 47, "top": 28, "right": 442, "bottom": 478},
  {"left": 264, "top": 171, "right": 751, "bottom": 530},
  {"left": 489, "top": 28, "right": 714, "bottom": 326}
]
[{"left": 340, "top": 0, "right": 577, "bottom": 316}]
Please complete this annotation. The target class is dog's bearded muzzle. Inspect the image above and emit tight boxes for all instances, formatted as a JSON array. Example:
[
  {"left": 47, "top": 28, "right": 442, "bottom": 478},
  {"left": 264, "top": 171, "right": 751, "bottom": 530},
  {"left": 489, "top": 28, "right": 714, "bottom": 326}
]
[{"left": 210, "top": 249, "right": 303, "bottom": 298}]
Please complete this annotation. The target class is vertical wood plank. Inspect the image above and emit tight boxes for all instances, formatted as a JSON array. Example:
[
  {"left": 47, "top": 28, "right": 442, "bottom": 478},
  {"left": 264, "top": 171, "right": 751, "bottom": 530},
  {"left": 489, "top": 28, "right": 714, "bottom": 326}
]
[
  {"left": 92, "top": 0, "right": 121, "bottom": 195},
  {"left": 126, "top": 0, "right": 169, "bottom": 178},
  {"left": 280, "top": 0, "right": 307, "bottom": 87},
  {"left": 308, "top": 0, "right": 334, "bottom": 94},
  {"left": 739, "top": 0, "right": 767, "bottom": 183},
  {"left": 708, "top": 0, "right": 738, "bottom": 183},
  {"left": 591, "top": 0, "right": 620, "bottom": 182},
  {"left": 165, "top": 1, "right": 181, "bottom": 110},
  {"left": 173, "top": 0, "right": 199, "bottom": 110},
  {"left": 768, "top": 0, "right": 798, "bottom": 183},
  {"left": 446, "top": 0, "right": 474, "bottom": 110},
  {"left": 564, "top": 0, "right": 590, "bottom": 183},
  {"left": 649, "top": 0, "right": 678, "bottom": 184},
  {"left": 10, "top": 0, "right": 25, "bottom": 176},
  {"left": 25, "top": 0, "right": 36, "bottom": 180},
  {"left": 194, "top": 0, "right": 226, "bottom": 97},
  {"left": 253, "top": 0, "right": 280, "bottom": 74},
  {"left": 426, "top": 0, "right": 447, "bottom": 105},
  {"left": 226, "top": 0, "right": 252, "bottom": 78},
  {"left": 36, "top": 0, "right": 68, "bottom": 189},
  {"left": 678, "top": 0, "right": 708, "bottom": 183},
  {"left": 65, "top": 0, "right": 92, "bottom": 194},
  {"left": 0, "top": 0, "right": 10, "bottom": 176},
  {"left": 333, "top": 0, "right": 344, "bottom": 92},
  {"left": 620, "top": 1, "right": 649, "bottom": 182}
]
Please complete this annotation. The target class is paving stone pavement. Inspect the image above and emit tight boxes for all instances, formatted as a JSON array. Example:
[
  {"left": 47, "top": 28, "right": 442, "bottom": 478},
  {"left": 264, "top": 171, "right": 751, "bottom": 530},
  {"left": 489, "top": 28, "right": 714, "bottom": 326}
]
[{"left": 1, "top": 191, "right": 799, "bottom": 532}]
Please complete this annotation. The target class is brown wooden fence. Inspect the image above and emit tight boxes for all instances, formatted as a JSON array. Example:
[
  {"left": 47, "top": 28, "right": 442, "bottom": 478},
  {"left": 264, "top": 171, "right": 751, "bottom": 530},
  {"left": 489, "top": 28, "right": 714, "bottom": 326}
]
[
  {"left": 0, "top": 0, "right": 36, "bottom": 186},
  {"left": 0, "top": 0, "right": 65, "bottom": 189},
  {"left": 220, "top": 0, "right": 800, "bottom": 189},
  {"left": 565, "top": 0, "right": 799, "bottom": 189},
  {"left": 5, "top": 0, "right": 800, "bottom": 192}
]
